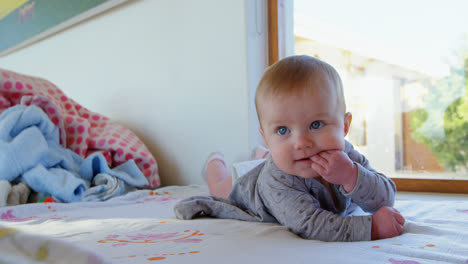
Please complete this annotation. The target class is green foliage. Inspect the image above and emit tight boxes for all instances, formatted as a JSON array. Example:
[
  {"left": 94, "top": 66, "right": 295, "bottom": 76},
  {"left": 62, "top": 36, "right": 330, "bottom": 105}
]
[
  {"left": 409, "top": 109, "right": 428, "bottom": 131},
  {"left": 410, "top": 56, "right": 468, "bottom": 171}
]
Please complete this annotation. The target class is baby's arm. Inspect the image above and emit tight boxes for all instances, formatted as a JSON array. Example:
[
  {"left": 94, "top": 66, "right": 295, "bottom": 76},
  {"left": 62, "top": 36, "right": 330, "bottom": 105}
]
[
  {"left": 265, "top": 188, "right": 404, "bottom": 241},
  {"left": 261, "top": 177, "right": 373, "bottom": 242},
  {"left": 343, "top": 148, "right": 396, "bottom": 213},
  {"left": 311, "top": 143, "right": 396, "bottom": 213},
  {"left": 334, "top": 145, "right": 404, "bottom": 239}
]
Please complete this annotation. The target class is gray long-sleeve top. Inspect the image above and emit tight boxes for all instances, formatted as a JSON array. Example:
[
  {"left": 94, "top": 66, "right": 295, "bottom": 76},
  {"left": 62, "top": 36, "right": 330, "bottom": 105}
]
[{"left": 174, "top": 141, "right": 396, "bottom": 242}]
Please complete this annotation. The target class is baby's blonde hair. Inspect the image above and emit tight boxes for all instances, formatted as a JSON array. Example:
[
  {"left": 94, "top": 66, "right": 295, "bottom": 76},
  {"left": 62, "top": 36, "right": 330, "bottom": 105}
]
[{"left": 255, "top": 55, "right": 346, "bottom": 123}]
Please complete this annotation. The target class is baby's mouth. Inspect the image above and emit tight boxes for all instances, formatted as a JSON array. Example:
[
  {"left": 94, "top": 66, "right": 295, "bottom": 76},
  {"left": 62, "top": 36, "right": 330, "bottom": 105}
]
[{"left": 295, "top": 156, "right": 313, "bottom": 163}]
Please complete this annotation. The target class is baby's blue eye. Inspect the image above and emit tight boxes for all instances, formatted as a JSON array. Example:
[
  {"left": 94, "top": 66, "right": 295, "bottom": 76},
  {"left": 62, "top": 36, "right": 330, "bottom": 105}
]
[
  {"left": 310, "top": 121, "right": 323, "bottom": 129},
  {"left": 277, "top": 126, "right": 289, "bottom": 135}
]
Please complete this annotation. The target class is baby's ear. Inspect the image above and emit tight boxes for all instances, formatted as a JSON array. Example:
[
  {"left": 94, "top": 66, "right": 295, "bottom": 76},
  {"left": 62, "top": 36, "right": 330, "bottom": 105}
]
[{"left": 344, "top": 112, "right": 352, "bottom": 136}]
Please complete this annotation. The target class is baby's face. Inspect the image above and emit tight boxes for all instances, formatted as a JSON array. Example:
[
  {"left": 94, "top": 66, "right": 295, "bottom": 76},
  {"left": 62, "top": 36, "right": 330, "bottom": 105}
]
[{"left": 259, "top": 79, "right": 350, "bottom": 179}]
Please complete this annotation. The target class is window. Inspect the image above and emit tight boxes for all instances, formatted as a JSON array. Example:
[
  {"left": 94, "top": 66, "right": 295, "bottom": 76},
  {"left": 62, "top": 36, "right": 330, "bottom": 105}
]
[{"left": 269, "top": 0, "right": 468, "bottom": 193}]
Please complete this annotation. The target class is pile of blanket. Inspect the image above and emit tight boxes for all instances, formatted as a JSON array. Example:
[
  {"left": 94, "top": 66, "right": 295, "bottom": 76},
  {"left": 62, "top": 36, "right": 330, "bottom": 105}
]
[{"left": 0, "top": 68, "right": 161, "bottom": 204}]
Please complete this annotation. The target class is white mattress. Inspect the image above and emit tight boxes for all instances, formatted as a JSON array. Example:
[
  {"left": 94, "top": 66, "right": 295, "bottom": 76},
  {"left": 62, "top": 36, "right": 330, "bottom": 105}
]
[{"left": 1, "top": 185, "right": 467, "bottom": 264}]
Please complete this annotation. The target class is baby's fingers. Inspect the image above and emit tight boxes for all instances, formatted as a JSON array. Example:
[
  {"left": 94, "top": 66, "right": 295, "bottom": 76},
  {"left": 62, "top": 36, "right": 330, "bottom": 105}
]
[
  {"left": 311, "top": 155, "right": 328, "bottom": 167},
  {"left": 318, "top": 151, "right": 332, "bottom": 160},
  {"left": 395, "top": 221, "right": 404, "bottom": 235},
  {"left": 311, "top": 162, "right": 326, "bottom": 175},
  {"left": 395, "top": 212, "right": 405, "bottom": 226},
  {"left": 393, "top": 210, "right": 405, "bottom": 236}
]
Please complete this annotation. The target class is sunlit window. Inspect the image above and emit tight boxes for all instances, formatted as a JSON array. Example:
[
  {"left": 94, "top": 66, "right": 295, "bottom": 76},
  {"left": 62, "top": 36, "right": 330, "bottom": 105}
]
[{"left": 294, "top": 0, "right": 468, "bottom": 179}]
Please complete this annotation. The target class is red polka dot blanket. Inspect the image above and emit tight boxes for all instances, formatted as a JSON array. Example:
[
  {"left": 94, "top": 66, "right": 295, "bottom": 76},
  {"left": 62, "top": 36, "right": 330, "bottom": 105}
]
[{"left": 0, "top": 69, "right": 160, "bottom": 188}]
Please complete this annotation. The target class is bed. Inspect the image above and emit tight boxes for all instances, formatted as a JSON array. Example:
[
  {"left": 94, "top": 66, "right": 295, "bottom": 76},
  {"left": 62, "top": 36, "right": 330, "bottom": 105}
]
[
  {"left": 1, "top": 185, "right": 467, "bottom": 263},
  {"left": 1, "top": 69, "right": 468, "bottom": 264}
]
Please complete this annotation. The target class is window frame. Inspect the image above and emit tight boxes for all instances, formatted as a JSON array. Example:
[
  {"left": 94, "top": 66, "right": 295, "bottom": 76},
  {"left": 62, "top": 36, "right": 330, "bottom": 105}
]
[{"left": 267, "top": 0, "right": 468, "bottom": 194}]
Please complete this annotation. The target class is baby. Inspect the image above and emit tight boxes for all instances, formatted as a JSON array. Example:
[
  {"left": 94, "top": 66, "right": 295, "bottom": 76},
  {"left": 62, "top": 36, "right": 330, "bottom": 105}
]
[{"left": 175, "top": 55, "right": 405, "bottom": 242}]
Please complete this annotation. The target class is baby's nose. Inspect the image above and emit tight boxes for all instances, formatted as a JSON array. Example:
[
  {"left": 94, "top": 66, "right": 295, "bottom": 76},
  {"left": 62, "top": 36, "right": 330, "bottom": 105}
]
[{"left": 294, "top": 133, "right": 314, "bottom": 150}]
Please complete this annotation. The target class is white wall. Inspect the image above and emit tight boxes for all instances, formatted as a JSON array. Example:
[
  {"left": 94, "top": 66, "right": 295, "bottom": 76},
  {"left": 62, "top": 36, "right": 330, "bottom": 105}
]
[{"left": 0, "top": 0, "right": 268, "bottom": 186}]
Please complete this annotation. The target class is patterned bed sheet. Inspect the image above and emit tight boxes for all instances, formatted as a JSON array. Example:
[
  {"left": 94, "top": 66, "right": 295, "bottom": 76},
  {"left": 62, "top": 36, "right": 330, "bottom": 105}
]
[{"left": 1, "top": 185, "right": 467, "bottom": 264}]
